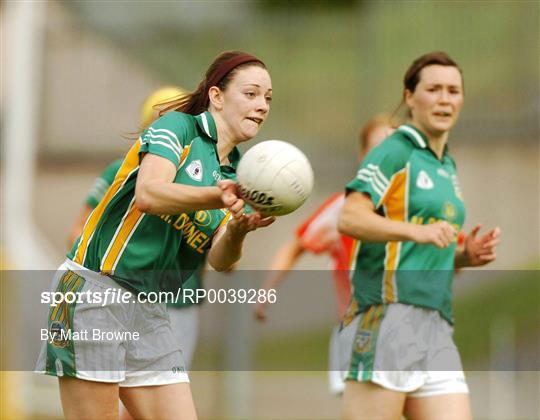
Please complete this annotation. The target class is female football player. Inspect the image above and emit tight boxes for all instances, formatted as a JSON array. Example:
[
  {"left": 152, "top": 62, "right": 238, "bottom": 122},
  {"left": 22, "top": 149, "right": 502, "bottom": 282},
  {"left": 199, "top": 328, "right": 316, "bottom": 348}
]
[
  {"left": 339, "top": 51, "right": 501, "bottom": 420},
  {"left": 37, "top": 50, "right": 274, "bottom": 419}
]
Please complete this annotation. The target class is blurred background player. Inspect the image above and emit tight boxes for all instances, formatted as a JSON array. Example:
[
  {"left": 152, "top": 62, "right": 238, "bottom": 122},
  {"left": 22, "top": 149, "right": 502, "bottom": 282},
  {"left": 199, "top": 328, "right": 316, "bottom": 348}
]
[
  {"left": 338, "top": 51, "right": 501, "bottom": 420},
  {"left": 254, "top": 114, "right": 393, "bottom": 395}
]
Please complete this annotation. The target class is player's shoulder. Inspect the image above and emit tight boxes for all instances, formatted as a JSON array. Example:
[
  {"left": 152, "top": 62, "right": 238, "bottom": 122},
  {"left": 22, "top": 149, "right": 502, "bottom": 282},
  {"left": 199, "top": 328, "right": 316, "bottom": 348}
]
[
  {"left": 364, "top": 131, "right": 414, "bottom": 167},
  {"left": 143, "top": 111, "right": 198, "bottom": 147},
  {"left": 151, "top": 111, "right": 195, "bottom": 131},
  {"left": 377, "top": 130, "right": 416, "bottom": 155}
]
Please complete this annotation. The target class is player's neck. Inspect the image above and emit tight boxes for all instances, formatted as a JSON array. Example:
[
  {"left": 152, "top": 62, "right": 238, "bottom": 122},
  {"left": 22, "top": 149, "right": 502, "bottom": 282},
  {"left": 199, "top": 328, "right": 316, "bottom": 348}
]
[
  {"left": 216, "top": 140, "right": 233, "bottom": 165},
  {"left": 212, "top": 114, "right": 235, "bottom": 164},
  {"left": 412, "top": 121, "right": 449, "bottom": 160},
  {"left": 427, "top": 132, "right": 448, "bottom": 160}
]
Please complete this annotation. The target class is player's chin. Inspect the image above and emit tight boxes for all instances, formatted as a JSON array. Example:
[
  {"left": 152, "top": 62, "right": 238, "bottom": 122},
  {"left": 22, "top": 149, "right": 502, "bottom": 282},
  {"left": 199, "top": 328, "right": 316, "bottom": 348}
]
[
  {"left": 430, "top": 118, "right": 456, "bottom": 133},
  {"left": 239, "top": 127, "right": 261, "bottom": 142}
]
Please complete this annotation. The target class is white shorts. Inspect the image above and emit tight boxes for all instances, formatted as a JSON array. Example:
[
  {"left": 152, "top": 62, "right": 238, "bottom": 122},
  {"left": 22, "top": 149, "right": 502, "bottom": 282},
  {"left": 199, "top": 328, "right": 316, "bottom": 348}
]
[
  {"left": 35, "top": 259, "right": 189, "bottom": 386},
  {"left": 328, "top": 324, "right": 346, "bottom": 395},
  {"left": 168, "top": 305, "right": 199, "bottom": 369},
  {"left": 340, "top": 303, "right": 469, "bottom": 397}
]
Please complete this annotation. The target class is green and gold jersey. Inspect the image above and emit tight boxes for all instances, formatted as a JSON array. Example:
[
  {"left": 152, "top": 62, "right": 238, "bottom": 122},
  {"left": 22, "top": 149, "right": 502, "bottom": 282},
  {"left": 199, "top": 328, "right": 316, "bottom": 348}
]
[
  {"left": 345, "top": 124, "right": 466, "bottom": 323},
  {"left": 68, "top": 111, "right": 236, "bottom": 294},
  {"left": 85, "top": 159, "right": 123, "bottom": 208},
  {"left": 82, "top": 157, "right": 206, "bottom": 307}
]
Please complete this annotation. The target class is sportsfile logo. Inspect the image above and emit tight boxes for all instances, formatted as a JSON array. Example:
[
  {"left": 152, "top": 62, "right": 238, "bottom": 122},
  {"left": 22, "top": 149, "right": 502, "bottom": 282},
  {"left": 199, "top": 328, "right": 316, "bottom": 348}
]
[{"left": 41, "top": 287, "right": 278, "bottom": 306}]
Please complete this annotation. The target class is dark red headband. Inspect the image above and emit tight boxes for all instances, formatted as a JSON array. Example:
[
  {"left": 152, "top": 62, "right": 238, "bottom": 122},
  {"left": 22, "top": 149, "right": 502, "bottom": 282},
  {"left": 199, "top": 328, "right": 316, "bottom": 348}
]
[{"left": 207, "top": 54, "right": 265, "bottom": 90}]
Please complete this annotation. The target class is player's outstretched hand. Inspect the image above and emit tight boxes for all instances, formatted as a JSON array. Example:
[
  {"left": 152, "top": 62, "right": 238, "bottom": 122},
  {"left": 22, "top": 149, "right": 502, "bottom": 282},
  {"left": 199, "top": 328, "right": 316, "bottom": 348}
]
[
  {"left": 463, "top": 224, "right": 501, "bottom": 266},
  {"left": 228, "top": 212, "right": 275, "bottom": 238},
  {"left": 414, "top": 221, "right": 457, "bottom": 248}
]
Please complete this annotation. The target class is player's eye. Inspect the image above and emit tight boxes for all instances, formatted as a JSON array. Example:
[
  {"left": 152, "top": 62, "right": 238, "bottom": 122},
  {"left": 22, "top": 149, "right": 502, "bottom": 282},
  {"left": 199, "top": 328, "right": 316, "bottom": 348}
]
[
  {"left": 245, "top": 91, "right": 255, "bottom": 98},
  {"left": 265, "top": 96, "right": 273, "bottom": 102}
]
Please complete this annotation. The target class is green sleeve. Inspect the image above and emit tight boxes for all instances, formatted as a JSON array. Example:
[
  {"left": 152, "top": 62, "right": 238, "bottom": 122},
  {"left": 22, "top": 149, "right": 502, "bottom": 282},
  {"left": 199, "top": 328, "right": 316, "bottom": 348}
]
[
  {"left": 346, "top": 138, "right": 411, "bottom": 209},
  {"left": 139, "top": 112, "right": 192, "bottom": 168}
]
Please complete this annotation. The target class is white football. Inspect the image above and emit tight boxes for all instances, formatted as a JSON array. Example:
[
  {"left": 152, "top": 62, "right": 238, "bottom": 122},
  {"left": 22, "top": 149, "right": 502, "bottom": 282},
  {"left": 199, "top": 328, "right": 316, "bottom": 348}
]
[{"left": 237, "top": 140, "right": 314, "bottom": 216}]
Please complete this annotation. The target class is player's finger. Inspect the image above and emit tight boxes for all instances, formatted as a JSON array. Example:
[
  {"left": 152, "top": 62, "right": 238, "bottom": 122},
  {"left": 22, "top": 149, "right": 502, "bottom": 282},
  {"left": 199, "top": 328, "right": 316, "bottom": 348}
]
[
  {"left": 470, "top": 224, "right": 482, "bottom": 235},
  {"left": 433, "top": 236, "right": 445, "bottom": 248},
  {"left": 475, "top": 246, "right": 495, "bottom": 255},
  {"left": 440, "top": 222, "right": 456, "bottom": 239},
  {"left": 229, "top": 209, "right": 245, "bottom": 222},
  {"left": 258, "top": 216, "right": 276, "bottom": 227},
  {"left": 248, "top": 213, "right": 261, "bottom": 223},
  {"left": 222, "top": 191, "right": 239, "bottom": 207},
  {"left": 490, "top": 227, "right": 501, "bottom": 238},
  {"left": 230, "top": 211, "right": 242, "bottom": 221},
  {"left": 239, "top": 214, "right": 256, "bottom": 227},
  {"left": 469, "top": 224, "right": 481, "bottom": 238},
  {"left": 218, "top": 179, "right": 236, "bottom": 191},
  {"left": 229, "top": 199, "right": 245, "bottom": 214},
  {"left": 482, "top": 238, "right": 501, "bottom": 249},
  {"left": 441, "top": 229, "right": 453, "bottom": 246}
]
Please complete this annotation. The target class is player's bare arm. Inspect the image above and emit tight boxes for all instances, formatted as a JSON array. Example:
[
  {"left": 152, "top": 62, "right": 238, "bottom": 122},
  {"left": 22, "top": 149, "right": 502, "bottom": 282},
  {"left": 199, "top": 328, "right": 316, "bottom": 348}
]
[
  {"left": 135, "top": 153, "right": 225, "bottom": 214},
  {"left": 208, "top": 212, "right": 274, "bottom": 271},
  {"left": 339, "top": 191, "right": 455, "bottom": 247}
]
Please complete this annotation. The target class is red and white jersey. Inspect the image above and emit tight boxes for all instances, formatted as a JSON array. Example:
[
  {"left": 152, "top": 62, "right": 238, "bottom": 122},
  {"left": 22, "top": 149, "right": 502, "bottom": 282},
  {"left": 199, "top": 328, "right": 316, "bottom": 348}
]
[{"left": 296, "top": 193, "right": 355, "bottom": 320}]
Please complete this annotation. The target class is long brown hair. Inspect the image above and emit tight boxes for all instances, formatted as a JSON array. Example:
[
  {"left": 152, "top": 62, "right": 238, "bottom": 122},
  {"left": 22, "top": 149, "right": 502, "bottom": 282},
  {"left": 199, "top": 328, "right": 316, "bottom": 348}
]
[
  {"left": 159, "top": 51, "right": 266, "bottom": 117},
  {"left": 391, "top": 51, "right": 463, "bottom": 121}
]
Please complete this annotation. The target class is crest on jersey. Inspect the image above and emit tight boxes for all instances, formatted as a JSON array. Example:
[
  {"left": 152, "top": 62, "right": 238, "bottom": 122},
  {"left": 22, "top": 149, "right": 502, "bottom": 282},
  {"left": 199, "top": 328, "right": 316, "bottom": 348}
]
[
  {"left": 194, "top": 210, "right": 212, "bottom": 227},
  {"left": 186, "top": 160, "right": 203, "bottom": 182},
  {"left": 443, "top": 201, "right": 457, "bottom": 221},
  {"left": 354, "top": 329, "right": 372, "bottom": 353},
  {"left": 416, "top": 170, "right": 434, "bottom": 190}
]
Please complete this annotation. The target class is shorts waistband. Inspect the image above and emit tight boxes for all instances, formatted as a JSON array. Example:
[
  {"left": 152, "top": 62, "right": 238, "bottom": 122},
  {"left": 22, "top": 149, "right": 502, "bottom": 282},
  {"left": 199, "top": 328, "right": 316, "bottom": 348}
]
[{"left": 63, "top": 259, "right": 128, "bottom": 291}]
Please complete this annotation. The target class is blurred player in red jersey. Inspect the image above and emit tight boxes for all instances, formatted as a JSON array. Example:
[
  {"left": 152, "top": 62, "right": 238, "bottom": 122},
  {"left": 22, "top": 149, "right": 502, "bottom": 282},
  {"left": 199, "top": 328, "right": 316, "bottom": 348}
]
[{"left": 254, "top": 114, "right": 393, "bottom": 395}]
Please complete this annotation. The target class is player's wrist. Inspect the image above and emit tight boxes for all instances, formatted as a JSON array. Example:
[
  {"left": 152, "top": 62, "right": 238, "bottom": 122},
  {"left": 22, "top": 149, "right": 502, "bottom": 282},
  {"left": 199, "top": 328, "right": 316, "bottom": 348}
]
[
  {"left": 463, "top": 241, "right": 476, "bottom": 267},
  {"left": 224, "top": 222, "right": 249, "bottom": 242},
  {"left": 403, "top": 222, "right": 421, "bottom": 242}
]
